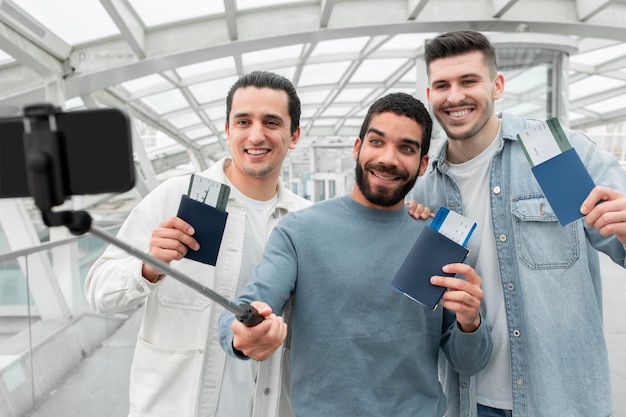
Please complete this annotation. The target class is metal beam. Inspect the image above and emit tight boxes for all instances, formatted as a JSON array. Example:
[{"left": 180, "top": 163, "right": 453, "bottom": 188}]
[
  {"left": 99, "top": 0, "right": 146, "bottom": 59},
  {"left": 491, "top": 0, "right": 520, "bottom": 18},
  {"left": 576, "top": 0, "right": 613, "bottom": 21}
]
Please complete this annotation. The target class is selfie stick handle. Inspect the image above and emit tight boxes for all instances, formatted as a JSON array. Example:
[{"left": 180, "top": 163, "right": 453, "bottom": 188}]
[{"left": 21, "top": 104, "right": 263, "bottom": 327}]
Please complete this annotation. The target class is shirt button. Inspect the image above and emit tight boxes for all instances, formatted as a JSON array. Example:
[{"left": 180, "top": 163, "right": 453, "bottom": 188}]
[
  {"left": 136, "top": 285, "right": 144, "bottom": 293},
  {"left": 499, "top": 234, "right": 507, "bottom": 242},
  {"left": 493, "top": 186, "right": 501, "bottom": 194},
  {"left": 513, "top": 330, "right": 521, "bottom": 337},
  {"left": 516, "top": 378, "right": 524, "bottom": 386},
  {"left": 507, "top": 283, "right": 515, "bottom": 291},
  {"left": 264, "top": 387, "right": 271, "bottom": 395}
]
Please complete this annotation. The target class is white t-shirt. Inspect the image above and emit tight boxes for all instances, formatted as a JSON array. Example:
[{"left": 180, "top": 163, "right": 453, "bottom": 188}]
[
  {"left": 216, "top": 181, "right": 278, "bottom": 417},
  {"left": 447, "top": 129, "right": 513, "bottom": 410}
]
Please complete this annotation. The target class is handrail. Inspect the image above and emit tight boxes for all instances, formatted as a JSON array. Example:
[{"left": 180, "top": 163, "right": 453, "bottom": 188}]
[{"left": 0, "top": 223, "right": 121, "bottom": 263}]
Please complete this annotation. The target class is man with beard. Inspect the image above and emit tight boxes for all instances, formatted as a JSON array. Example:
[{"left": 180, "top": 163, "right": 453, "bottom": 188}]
[
  {"left": 409, "top": 31, "right": 626, "bottom": 417},
  {"left": 218, "top": 92, "right": 492, "bottom": 417}
]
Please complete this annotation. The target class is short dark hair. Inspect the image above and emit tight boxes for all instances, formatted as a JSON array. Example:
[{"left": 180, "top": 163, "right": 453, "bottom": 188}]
[
  {"left": 358, "top": 92, "right": 432, "bottom": 157},
  {"left": 226, "top": 71, "right": 301, "bottom": 135},
  {"left": 424, "top": 31, "right": 498, "bottom": 79}
]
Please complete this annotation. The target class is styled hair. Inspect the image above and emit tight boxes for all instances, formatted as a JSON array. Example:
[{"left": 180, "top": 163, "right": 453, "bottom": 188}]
[
  {"left": 424, "top": 31, "right": 498, "bottom": 79},
  {"left": 226, "top": 71, "right": 301, "bottom": 134},
  {"left": 358, "top": 92, "right": 432, "bottom": 157}
]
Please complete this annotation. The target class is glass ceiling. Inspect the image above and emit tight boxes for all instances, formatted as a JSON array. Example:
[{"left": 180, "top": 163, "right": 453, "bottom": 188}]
[{"left": 1, "top": 0, "right": 626, "bottom": 191}]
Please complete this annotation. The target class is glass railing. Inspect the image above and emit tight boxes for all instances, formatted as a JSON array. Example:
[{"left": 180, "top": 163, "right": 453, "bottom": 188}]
[{"left": 0, "top": 224, "right": 124, "bottom": 416}]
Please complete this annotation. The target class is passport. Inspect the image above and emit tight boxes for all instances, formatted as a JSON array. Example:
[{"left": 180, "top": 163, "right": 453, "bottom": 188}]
[
  {"left": 176, "top": 194, "right": 228, "bottom": 266},
  {"left": 392, "top": 215, "right": 471, "bottom": 310},
  {"left": 517, "top": 118, "right": 596, "bottom": 226}
]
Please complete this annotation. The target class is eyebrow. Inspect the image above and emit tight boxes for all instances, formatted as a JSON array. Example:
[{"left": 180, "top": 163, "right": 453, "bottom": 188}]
[
  {"left": 367, "top": 127, "right": 421, "bottom": 149},
  {"left": 232, "top": 111, "right": 285, "bottom": 122},
  {"left": 431, "top": 72, "right": 483, "bottom": 84}
]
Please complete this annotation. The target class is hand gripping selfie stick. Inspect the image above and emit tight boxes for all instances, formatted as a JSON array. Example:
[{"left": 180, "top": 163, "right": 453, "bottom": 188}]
[{"left": 19, "top": 104, "right": 263, "bottom": 326}]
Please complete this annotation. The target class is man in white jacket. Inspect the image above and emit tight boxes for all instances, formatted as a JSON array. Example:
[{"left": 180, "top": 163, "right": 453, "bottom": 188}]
[{"left": 84, "top": 71, "right": 311, "bottom": 417}]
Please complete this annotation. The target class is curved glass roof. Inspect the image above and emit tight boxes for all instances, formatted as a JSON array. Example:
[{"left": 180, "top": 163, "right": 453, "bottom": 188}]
[{"left": 1, "top": 0, "right": 626, "bottom": 189}]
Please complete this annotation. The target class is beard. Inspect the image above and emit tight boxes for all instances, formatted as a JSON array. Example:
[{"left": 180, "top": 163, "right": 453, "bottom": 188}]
[
  {"left": 436, "top": 100, "right": 493, "bottom": 141},
  {"left": 355, "top": 159, "right": 419, "bottom": 207}
]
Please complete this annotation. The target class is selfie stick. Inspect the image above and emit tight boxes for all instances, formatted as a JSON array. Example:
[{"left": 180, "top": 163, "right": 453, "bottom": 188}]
[{"left": 20, "top": 104, "right": 263, "bottom": 326}]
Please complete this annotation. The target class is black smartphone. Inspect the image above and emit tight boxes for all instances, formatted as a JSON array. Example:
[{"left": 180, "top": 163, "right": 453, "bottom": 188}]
[{"left": 0, "top": 107, "right": 135, "bottom": 199}]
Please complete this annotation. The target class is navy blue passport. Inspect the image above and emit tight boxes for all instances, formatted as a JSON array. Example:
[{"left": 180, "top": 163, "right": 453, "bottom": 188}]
[
  {"left": 531, "top": 147, "right": 595, "bottom": 226},
  {"left": 392, "top": 226, "right": 469, "bottom": 310},
  {"left": 176, "top": 194, "right": 228, "bottom": 266}
]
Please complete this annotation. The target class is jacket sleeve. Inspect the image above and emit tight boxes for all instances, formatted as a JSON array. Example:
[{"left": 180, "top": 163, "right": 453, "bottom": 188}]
[
  {"left": 84, "top": 181, "right": 181, "bottom": 314},
  {"left": 440, "top": 309, "right": 493, "bottom": 376},
  {"left": 574, "top": 130, "right": 626, "bottom": 267}
]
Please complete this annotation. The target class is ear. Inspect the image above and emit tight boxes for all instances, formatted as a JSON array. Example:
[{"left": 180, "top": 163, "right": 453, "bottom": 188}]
[
  {"left": 493, "top": 73, "right": 505, "bottom": 101},
  {"left": 225, "top": 122, "right": 231, "bottom": 147},
  {"left": 426, "top": 86, "right": 431, "bottom": 102},
  {"left": 288, "top": 127, "right": 301, "bottom": 150},
  {"left": 353, "top": 137, "right": 362, "bottom": 160},
  {"left": 418, "top": 154, "right": 429, "bottom": 176}
]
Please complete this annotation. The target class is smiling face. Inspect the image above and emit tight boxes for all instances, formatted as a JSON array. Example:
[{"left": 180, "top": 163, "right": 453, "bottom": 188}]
[
  {"left": 224, "top": 86, "right": 299, "bottom": 197},
  {"left": 427, "top": 50, "right": 504, "bottom": 144},
  {"left": 351, "top": 112, "right": 428, "bottom": 210}
]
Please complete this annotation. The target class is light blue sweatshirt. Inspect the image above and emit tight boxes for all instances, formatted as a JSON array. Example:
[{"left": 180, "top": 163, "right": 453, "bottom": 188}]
[{"left": 219, "top": 194, "right": 492, "bottom": 417}]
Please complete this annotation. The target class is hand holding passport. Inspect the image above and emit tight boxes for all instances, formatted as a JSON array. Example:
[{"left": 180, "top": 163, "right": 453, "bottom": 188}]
[
  {"left": 517, "top": 117, "right": 596, "bottom": 226},
  {"left": 176, "top": 174, "right": 230, "bottom": 266},
  {"left": 392, "top": 208, "right": 475, "bottom": 310}
]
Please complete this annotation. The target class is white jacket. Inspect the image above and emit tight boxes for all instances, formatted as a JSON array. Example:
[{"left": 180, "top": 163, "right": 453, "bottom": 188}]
[{"left": 85, "top": 157, "right": 311, "bottom": 417}]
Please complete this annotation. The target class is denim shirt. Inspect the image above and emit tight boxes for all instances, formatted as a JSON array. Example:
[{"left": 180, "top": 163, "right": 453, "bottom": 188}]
[{"left": 410, "top": 112, "right": 626, "bottom": 417}]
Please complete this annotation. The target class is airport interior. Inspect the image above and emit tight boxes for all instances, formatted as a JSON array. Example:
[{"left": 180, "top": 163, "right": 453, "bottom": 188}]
[{"left": 0, "top": 0, "right": 625, "bottom": 416}]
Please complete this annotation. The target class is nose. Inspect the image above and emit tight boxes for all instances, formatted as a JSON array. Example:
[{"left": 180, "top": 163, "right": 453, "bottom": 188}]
[
  {"left": 378, "top": 144, "right": 400, "bottom": 166},
  {"left": 447, "top": 83, "right": 465, "bottom": 104},
  {"left": 248, "top": 121, "right": 265, "bottom": 144}
]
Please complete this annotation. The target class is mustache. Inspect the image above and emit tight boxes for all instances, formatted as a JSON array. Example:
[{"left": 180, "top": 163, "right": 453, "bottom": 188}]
[
  {"left": 364, "top": 162, "right": 409, "bottom": 180},
  {"left": 442, "top": 101, "right": 474, "bottom": 111}
]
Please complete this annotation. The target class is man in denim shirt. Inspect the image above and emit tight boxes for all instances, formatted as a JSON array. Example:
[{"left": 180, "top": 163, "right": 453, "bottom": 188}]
[{"left": 409, "top": 30, "right": 626, "bottom": 417}]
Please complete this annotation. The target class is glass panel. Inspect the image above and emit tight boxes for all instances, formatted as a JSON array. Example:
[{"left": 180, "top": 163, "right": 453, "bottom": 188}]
[
  {"left": 299, "top": 61, "right": 351, "bottom": 86},
  {"left": 121, "top": 74, "right": 171, "bottom": 96},
  {"left": 140, "top": 89, "right": 188, "bottom": 114},
  {"left": 18, "top": 0, "right": 118, "bottom": 45},
  {"left": 315, "top": 180, "right": 325, "bottom": 201},
  {"left": 176, "top": 57, "right": 236, "bottom": 79},
  {"left": 188, "top": 76, "right": 239, "bottom": 105},
  {"left": 311, "top": 37, "right": 370, "bottom": 55},
  {"left": 129, "top": 0, "right": 224, "bottom": 27},
  {"left": 585, "top": 94, "right": 626, "bottom": 113},
  {"left": 237, "top": 0, "right": 310, "bottom": 11},
  {"left": 335, "top": 88, "right": 374, "bottom": 102},
  {"left": 298, "top": 90, "right": 331, "bottom": 105},
  {"left": 0, "top": 49, "right": 15, "bottom": 65},
  {"left": 242, "top": 45, "right": 303, "bottom": 66},
  {"left": 169, "top": 113, "right": 202, "bottom": 129},
  {"left": 379, "top": 33, "right": 437, "bottom": 51},
  {"left": 495, "top": 48, "right": 559, "bottom": 120},
  {"left": 350, "top": 58, "right": 409, "bottom": 83},
  {"left": 569, "top": 75, "right": 625, "bottom": 101}
]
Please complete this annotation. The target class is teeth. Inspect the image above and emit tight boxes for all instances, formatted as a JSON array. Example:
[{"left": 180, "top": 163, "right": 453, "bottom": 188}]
[
  {"left": 247, "top": 149, "right": 268, "bottom": 155},
  {"left": 373, "top": 172, "right": 396, "bottom": 181},
  {"left": 449, "top": 110, "right": 471, "bottom": 117}
]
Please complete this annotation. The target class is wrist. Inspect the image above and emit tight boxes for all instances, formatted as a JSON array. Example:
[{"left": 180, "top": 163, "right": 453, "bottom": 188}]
[
  {"left": 458, "top": 314, "right": 481, "bottom": 333},
  {"left": 142, "top": 263, "right": 164, "bottom": 283}
]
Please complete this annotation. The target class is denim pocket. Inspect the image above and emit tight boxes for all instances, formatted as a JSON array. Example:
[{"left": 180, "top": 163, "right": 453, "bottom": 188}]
[{"left": 511, "top": 196, "right": 580, "bottom": 270}]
